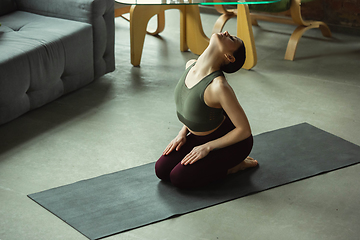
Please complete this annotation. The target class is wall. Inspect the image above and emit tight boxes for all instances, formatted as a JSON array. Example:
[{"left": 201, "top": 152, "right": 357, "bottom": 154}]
[
  {"left": 200, "top": 0, "right": 360, "bottom": 35},
  {"left": 300, "top": 0, "right": 360, "bottom": 34}
]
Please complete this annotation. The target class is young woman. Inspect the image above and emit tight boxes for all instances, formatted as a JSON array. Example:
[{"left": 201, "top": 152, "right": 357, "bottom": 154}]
[{"left": 155, "top": 31, "right": 258, "bottom": 189}]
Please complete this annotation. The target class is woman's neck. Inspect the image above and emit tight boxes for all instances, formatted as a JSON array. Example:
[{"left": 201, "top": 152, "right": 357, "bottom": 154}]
[{"left": 195, "top": 47, "right": 223, "bottom": 75}]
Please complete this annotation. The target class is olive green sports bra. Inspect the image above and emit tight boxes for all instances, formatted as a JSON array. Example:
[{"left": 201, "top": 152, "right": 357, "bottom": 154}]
[{"left": 174, "top": 63, "right": 224, "bottom": 132}]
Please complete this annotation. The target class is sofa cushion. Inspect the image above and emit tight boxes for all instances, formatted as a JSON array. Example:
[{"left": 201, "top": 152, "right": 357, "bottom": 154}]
[
  {"left": 0, "top": 0, "right": 17, "bottom": 16},
  {"left": 15, "top": 0, "right": 115, "bottom": 78},
  {"left": 0, "top": 11, "right": 93, "bottom": 123}
]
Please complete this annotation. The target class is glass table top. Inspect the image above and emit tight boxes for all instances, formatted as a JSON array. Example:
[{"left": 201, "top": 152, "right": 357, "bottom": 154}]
[{"left": 115, "top": 0, "right": 280, "bottom": 6}]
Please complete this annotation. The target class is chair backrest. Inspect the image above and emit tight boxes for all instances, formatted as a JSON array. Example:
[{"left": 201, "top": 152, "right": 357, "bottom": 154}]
[{"left": 0, "top": 0, "right": 17, "bottom": 16}]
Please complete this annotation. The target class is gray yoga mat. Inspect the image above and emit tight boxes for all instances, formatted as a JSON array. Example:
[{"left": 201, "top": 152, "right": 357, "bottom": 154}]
[{"left": 28, "top": 123, "right": 360, "bottom": 240}]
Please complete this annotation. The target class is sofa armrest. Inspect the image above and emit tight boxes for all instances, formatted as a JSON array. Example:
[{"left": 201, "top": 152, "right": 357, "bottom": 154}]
[{"left": 15, "top": 0, "right": 115, "bottom": 78}]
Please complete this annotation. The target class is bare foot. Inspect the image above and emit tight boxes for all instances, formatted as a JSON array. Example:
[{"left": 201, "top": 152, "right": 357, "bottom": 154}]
[{"left": 227, "top": 156, "right": 258, "bottom": 175}]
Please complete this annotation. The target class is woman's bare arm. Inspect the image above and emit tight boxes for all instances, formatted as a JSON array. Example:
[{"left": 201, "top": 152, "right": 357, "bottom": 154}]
[
  {"left": 181, "top": 77, "right": 251, "bottom": 165},
  {"left": 205, "top": 77, "right": 251, "bottom": 151}
]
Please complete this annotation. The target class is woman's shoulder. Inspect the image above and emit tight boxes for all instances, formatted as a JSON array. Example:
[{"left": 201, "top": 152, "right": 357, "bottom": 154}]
[
  {"left": 212, "top": 74, "right": 228, "bottom": 87},
  {"left": 185, "top": 59, "right": 197, "bottom": 69},
  {"left": 205, "top": 75, "right": 235, "bottom": 106},
  {"left": 209, "top": 75, "right": 233, "bottom": 95}
]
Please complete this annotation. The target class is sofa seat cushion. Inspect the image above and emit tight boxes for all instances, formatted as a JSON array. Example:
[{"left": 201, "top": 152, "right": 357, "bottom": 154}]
[{"left": 0, "top": 11, "right": 93, "bottom": 123}]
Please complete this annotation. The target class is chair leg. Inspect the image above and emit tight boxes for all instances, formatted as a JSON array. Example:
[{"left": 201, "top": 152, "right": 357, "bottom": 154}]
[
  {"left": 251, "top": 17, "right": 259, "bottom": 26},
  {"left": 285, "top": 25, "right": 312, "bottom": 60},
  {"left": 284, "top": 21, "right": 332, "bottom": 60},
  {"left": 284, "top": 0, "right": 332, "bottom": 60},
  {"left": 249, "top": 0, "right": 332, "bottom": 61},
  {"left": 318, "top": 22, "right": 332, "bottom": 38}
]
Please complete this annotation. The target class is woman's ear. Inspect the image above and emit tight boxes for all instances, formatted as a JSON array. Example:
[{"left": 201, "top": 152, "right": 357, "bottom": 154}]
[{"left": 224, "top": 54, "right": 236, "bottom": 63}]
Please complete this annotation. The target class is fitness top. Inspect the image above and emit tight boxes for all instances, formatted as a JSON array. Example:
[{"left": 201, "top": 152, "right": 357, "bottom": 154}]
[{"left": 174, "top": 63, "right": 224, "bottom": 132}]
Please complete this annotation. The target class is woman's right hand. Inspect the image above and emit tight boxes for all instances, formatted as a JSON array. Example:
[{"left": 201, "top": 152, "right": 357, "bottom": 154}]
[{"left": 163, "top": 134, "right": 187, "bottom": 155}]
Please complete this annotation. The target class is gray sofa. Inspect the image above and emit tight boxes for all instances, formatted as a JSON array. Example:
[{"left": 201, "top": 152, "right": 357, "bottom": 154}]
[{"left": 0, "top": 0, "right": 115, "bottom": 125}]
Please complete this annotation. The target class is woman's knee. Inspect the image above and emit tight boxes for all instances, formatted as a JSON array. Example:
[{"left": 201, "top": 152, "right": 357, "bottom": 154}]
[
  {"left": 169, "top": 165, "right": 199, "bottom": 189},
  {"left": 155, "top": 157, "right": 171, "bottom": 181},
  {"left": 169, "top": 171, "right": 189, "bottom": 189}
]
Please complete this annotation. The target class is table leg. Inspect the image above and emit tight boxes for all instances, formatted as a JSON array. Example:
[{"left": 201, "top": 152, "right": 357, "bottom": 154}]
[
  {"left": 130, "top": 5, "right": 163, "bottom": 66},
  {"left": 236, "top": 4, "right": 257, "bottom": 70},
  {"left": 183, "top": 5, "right": 209, "bottom": 56},
  {"left": 146, "top": 12, "right": 166, "bottom": 36},
  {"left": 179, "top": 6, "right": 188, "bottom": 52},
  {"left": 129, "top": 5, "right": 209, "bottom": 66}
]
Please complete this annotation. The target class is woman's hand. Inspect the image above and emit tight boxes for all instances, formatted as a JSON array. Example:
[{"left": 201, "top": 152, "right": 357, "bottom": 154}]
[
  {"left": 181, "top": 144, "right": 211, "bottom": 165},
  {"left": 163, "top": 135, "right": 187, "bottom": 156}
]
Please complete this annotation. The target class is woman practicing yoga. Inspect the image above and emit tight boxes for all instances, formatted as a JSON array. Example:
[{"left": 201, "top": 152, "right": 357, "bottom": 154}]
[{"left": 155, "top": 31, "right": 258, "bottom": 189}]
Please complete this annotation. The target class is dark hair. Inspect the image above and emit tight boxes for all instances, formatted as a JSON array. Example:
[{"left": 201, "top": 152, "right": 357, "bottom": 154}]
[{"left": 220, "top": 42, "right": 246, "bottom": 74}]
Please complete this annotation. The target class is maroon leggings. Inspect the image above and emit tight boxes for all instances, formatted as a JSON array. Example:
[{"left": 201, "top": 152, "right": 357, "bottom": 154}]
[{"left": 155, "top": 116, "right": 253, "bottom": 189}]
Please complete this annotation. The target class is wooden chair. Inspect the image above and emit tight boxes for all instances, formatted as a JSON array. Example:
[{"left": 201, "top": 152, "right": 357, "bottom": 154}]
[{"left": 212, "top": 0, "right": 332, "bottom": 61}]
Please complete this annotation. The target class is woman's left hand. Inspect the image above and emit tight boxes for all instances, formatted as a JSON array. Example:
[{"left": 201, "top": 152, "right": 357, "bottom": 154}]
[{"left": 181, "top": 144, "right": 211, "bottom": 165}]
